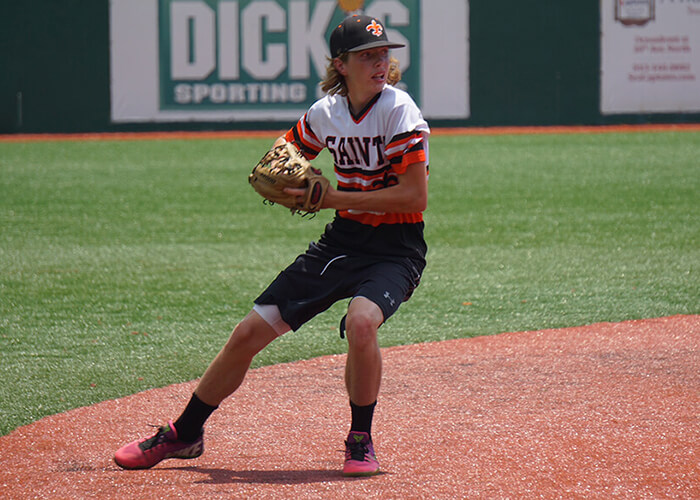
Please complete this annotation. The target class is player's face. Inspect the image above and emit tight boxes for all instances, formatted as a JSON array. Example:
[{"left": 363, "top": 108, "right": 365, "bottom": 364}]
[{"left": 344, "top": 47, "right": 390, "bottom": 94}]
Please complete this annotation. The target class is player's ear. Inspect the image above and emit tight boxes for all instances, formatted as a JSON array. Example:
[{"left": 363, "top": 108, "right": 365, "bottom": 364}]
[{"left": 333, "top": 57, "right": 348, "bottom": 76}]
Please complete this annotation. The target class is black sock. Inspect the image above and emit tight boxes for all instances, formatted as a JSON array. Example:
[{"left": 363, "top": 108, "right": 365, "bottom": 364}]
[
  {"left": 173, "top": 393, "right": 218, "bottom": 442},
  {"left": 350, "top": 400, "right": 377, "bottom": 439}
]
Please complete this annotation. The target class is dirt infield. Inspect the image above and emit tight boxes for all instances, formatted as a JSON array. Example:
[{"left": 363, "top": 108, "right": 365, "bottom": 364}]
[{"left": 0, "top": 315, "right": 697, "bottom": 499}]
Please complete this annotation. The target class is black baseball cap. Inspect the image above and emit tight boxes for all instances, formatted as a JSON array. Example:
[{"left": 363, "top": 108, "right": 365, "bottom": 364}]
[{"left": 329, "top": 14, "right": 405, "bottom": 58}]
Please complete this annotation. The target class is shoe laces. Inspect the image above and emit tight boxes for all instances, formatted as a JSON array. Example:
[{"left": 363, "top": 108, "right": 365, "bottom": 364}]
[
  {"left": 138, "top": 424, "right": 170, "bottom": 452},
  {"left": 346, "top": 439, "right": 369, "bottom": 461}
]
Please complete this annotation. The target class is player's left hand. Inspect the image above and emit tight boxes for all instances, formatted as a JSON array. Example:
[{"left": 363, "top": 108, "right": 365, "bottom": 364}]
[{"left": 249, "top": 142, "right": 331, "bottom": 215}]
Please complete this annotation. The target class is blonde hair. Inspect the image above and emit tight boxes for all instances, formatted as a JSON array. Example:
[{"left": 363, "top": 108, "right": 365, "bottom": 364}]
[{"left": 320, "top": 55, "right": 402, "bottom": 96}]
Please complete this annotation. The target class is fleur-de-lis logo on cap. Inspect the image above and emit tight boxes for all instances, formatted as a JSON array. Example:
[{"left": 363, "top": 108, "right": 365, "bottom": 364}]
[{"left": 366, "top": 19, "right": 383, "bottom": 37}]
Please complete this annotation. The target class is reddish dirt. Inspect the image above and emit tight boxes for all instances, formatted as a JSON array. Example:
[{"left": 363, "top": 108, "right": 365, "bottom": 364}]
[{"left": 0, "top": 315, "right": 698, "bottom": 499}]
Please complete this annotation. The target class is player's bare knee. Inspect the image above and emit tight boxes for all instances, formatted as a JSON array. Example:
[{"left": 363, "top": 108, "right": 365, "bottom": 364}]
[{"left": 346, "top": 313, "right": 378, "bottom": 348}]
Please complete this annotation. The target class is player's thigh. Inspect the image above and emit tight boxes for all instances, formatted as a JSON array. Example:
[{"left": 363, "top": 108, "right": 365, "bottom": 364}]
[
  {"left": 353, "top": 260, "right": 420, "bottom": 324},
  {"left": 225, "top": 310, "right": 280, "bottom": 355}
]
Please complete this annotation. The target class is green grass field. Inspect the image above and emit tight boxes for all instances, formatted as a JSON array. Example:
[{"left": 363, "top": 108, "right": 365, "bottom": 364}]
[{"left": 1, "top": 131, "right": 698, "bottom": 436}]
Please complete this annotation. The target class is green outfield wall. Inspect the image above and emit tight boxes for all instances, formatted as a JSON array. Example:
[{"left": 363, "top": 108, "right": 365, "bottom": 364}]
[{"left": 1, "top": 0, "right": 699, "bottom": 133}]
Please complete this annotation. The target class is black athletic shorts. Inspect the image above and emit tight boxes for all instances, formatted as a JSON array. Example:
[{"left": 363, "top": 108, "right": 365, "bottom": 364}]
[{"left": 254, "top": 240, "right": 425, "bottom": 332}]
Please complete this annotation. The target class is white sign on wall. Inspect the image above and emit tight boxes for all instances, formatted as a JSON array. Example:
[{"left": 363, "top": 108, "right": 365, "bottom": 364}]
[
  {"left": 109, "top": 0, "right": 469, "bottom": 123},
  {"left": 601, "top": 0, "right": 700, "bottom": 114}
]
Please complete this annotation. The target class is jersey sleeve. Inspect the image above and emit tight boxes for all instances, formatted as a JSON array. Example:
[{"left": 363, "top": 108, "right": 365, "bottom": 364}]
[
  {"left": 384, "top": 99, "right": 430, "bottom": 175},
  {"left": 284, "top": 110, "right": 325, "bottom": 160}
]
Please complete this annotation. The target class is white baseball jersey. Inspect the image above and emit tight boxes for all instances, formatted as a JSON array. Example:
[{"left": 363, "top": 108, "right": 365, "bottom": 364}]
[{"left": 285, "top": 84, "right": 430, "bottom": 227}]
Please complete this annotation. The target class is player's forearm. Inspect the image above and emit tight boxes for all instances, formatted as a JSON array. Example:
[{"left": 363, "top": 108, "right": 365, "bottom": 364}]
[
  {"left": 326, "top": 188, "right": 424, "bottom": 213},
  {"left": 324, "top": 163, "right": 428, "bottom": 214}
]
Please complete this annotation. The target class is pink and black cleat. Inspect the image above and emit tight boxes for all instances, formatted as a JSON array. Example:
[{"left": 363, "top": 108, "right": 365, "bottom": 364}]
[
  {"left": 114, "top": 420, "right": 203, "bottom": 470},
  {"left": 343, "top": 431, "right": 380, "bottom": 477}
]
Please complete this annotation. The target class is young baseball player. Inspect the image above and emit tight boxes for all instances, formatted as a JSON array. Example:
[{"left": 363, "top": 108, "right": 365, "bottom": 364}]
[{"left": 114, "top": 14, "right": 430, "bottom": 477}]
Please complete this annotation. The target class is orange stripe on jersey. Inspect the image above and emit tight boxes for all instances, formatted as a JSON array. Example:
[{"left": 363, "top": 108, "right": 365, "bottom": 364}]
[
  {"left": 389, "top": 136, "right": 426, "bottom": 174},
  {"left": 286, "top": 114, "right": 323, "bottom": 159},
  {"left": 335, "top": 167, "right": 395, "bottom": 188},
  {"left": 399, "top": 150, "right": 427, "bottom": 173},
  {"left": 339, "top": 210, "right": 424, "bottom": 227},
  {"left": 386, "top": 131, "right": 422, "bottom": 154},
  {"left": 386, "top": 136, "right": 415, "bottom": 157},
  {"left": 341, "top": 170, "right": 389, "bottom": 182},
  {"left": 284, "top": 128, "right": 296, "bottom": 143},
  {"left": 385, "top": 132, "right": 425, "bottom": 171},
  {"left": 286, "top": 126, "right": 319, "bottom": 158}
]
